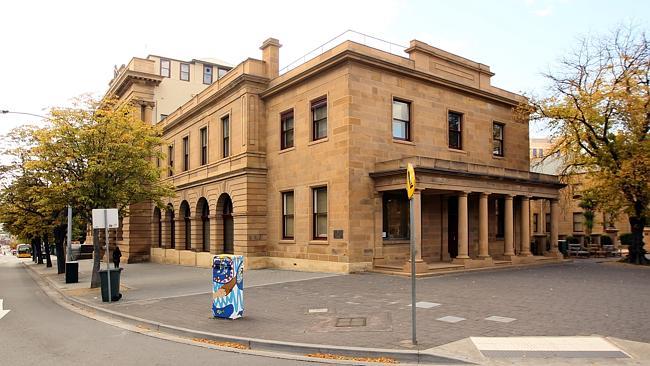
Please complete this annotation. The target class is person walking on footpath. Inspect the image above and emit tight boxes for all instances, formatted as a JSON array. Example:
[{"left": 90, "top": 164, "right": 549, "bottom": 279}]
[{"left": 113, "top": 245, "right": 122, "bottom": 269}]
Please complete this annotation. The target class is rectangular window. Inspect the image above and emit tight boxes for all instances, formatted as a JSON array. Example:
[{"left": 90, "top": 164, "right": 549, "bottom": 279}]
[
  {"left": 200, "top": 127, "right": 208, "bottom": 165},
  {"left": 180, "top": 63, "right": 190, "bottom": 81},
  {"left": 382, "top": 192, "right": 409, "bottom": 240},
  {"left": 492, "top": 122, "right": 504, "bottom": 156},
  {"left": 160, "top": 114, "right": 168, "bottom": 122},
  {"left": 539, "top": 148, "right": 544, "bottom": 157},
  {"left": 222, "top": 115, "right": 230, "bottom": 158},
  {"left": 167, "top": 145, "right": 174, "bottom": 177},
  {"left": 160, "top": 59, "right": 170, "bottom": 77},
  {"left": 533, "top": 148, "right": 538, "bottom": 158},
  {"left": 282, "top": 191, "right": 294, "bottom": 239},
  {"left": 496, "top": 197, "right": 505, "bottom": 238},
  {"left": 217, "top": 68, "right": 228, "bottom": 78},
  {"left": 533, "top": 213, "right": 539, "bottom": 233},
  {"left": 203, "top": 65, "right": 212, "bottom": 85},
  {"left": 448, "top": 111, "right": 462, "bottom": 149},
  {"left": 182, "top": 136, "right": 189, "bottom": 171},
  {"left": 156, "top": 149, "right": 161, "bottom": 169},
  {"left": 545, "top": 213, "right": 551, "bottom": 233},
  {"left": 573, "top": 212, "right": 583, "bottom": 232},
  {"left": 311, "top": 98, "right": 327, "bottom": 141},
  {"left": 312, "top": 187, "right": 327, "bottom": 239},
  {"left": 392, "top": 99, "right": 410, "bottom": 141},
  {"left": 280, "top": 110, "right": 294, "bottom": 150}
]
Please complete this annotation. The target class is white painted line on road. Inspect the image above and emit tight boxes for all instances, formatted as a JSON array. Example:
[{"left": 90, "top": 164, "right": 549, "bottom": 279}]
[
  {"left": 436, "top": 316, "right": 465, "bottom": 323},
  {"left": 471, "top": 336, "right": 630, "bottom": 358},
  {"left": 0, "top": 299, "right": 10, "bottom": 320},
  {"left": 308, "top": 308, "right": 328, "bottom": 313},
  {"left": 408, "top": 301, "right": 441, "bottom": 309},
  {"left": 485, "top": 315, "right": 516, "bottom": 323},
  {"left": 345, "top": 301, "right": 360, "bottom": 305}
]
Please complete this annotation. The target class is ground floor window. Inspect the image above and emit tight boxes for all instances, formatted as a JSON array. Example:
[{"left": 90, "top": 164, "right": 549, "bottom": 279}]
[
  {"left": 573, "top": 212, "right": 583, "bottom": 232},
  {"left": 313, "top": 187, "right": 327, "bottom": 239},
  {"left": 382, "top": 192, "right": 409, "bottom": 240}
]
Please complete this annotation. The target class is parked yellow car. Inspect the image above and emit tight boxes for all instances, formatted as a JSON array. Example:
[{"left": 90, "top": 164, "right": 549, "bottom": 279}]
[{"left": 16, "top": 244, "right": 31, "bottom": 258}]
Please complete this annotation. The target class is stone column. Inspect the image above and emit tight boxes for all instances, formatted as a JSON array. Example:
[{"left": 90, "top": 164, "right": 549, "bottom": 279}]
[
  {"left": 143, "top": 104, "right": 153, "bottom": 124},
  {"left": 457, "top": 191, "right": 470, "bottom": 259},
  {"left": 478, "top": 192, "right": 490, "bottom": 259},
  {"left": 160, "top": 215, "right": 169, "bottom": 248},
  {"left": 550, "top": 198, "right": 560, "bottom": 254},
  {"left": 504, "top": 194, "right": 515, "bottom": 257},
  {"left": 191, "top": 216, "right": 203, "bottom": 252},
  {"left": 209, "top": 214, "right": 219, "bottom": 254},
  {"left": 520, "top": 196, "right": 532, "bottom": 256},
  {"left": 174, "top": 218, "right": 184, "bottom": 250}
]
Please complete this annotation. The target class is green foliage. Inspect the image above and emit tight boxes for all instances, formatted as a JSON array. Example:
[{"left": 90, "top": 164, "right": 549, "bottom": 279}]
[
  {"left": 565, "top": 235, "right": 579, "bottom": 244},
  {"left": 600, "top": 235, "right": 613, "bottom": 246},
  {"left": 522, "top": 25, "right": 649, "bottom": 264},
  {"left": 619, "top": 233, "right": 634, "bottom": 246}
]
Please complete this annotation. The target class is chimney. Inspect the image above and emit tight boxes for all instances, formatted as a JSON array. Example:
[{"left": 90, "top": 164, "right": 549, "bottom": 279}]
[{"left": 260, "top": 38, "right": 281, "bottom": 79}]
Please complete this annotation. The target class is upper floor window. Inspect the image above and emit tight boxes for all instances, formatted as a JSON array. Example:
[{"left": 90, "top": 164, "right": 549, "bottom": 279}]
[
  {"left": 448, "top": 111, "right": 462, "bottom": 150},
  {"left": 182, "top": 136, "right": 189, "bottom": 171},
  {"left": 200, "top": 127, "right": 208, "bottom": 165},
  {"left": 280, "top": 110, "right": 294, "bottom": 150},
  {"left": 282, "top": 191, "right": 294, "bottom": 240},
  {"left": 160, "top": 59, "right": 170, "bottom": 77},
  {"left": 203, "top": 66, "right": 212, "bottom": 85},
  {"left": 311, "top": 98, "right": 327, "bottom": 141},
  {"left": 167, "top": 144, "right": 174, "bottom": 177},
  {"left": 573, "top": 212, "right": 583, "bottom": 232},
  {"left": 492, "top": 122, "right": 504, "bottom": 156},
  {"left": 392, "top": 99, "right": 410, "bottom": 141},
  {"left": 160, "top": 114, "right": 168, "bottom": 122},
  {"left": 539, "top": 148, "right": 544, "bottom": 157},
  {"left": 218, "top": 68, "right": 228, "bottom": 79},
  {"left": 180, "top": 63, "right": 190, "bottom": 81},
  {"left": 532, "top": 148, "right": 538, "bottom": 158},
  {"left": 313, "top": 187, "right": 328, "bottom": 239},
  {"left": 222, "top": 115, "right": 230, "bottom": 158}
]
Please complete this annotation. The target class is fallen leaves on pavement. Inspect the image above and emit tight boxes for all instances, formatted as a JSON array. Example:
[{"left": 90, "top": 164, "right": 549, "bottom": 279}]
[
  {"left": 306, "top": 353, "right": 398, "bottom": 363},
  {"left": 191, "top": 337, "right": 249, "bottom": 349}
]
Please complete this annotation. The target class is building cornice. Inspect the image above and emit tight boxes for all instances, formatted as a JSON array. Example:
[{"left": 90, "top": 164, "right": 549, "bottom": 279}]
[
  {"left": 260, "top": 49, "right": 522, "bottom": 107},
  {"left": 106, "top": 70, "right": 163, "bottom": 99},
  {"left": 171, "top": 166, "right": 267, "bottom": 190},
  {"left": 370, "top": 166, "right": 566, "bottom": 189}
]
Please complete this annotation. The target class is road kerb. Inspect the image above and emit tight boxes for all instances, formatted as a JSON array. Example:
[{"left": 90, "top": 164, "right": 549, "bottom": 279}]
[{"left": 22, "top": 262, "right": 470, "bottom": 365}]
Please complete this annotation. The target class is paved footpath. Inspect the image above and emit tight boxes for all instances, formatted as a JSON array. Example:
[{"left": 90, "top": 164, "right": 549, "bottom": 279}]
[{"left": 25, "top": 256, "right": 650, "bottom": 364}]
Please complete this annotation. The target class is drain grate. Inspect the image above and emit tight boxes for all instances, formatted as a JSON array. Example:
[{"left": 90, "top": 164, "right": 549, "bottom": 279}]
[{"left": 335, "top": 317, "right": 367, "bottom": 327}]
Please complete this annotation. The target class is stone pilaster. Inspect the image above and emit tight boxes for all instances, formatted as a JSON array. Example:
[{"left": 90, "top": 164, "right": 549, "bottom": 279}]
[{"left": 519, "top": 196, "right": 532, "bottom": 256}]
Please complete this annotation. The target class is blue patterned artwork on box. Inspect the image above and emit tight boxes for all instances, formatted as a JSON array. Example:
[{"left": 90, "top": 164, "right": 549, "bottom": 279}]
[{"left": 212, "top": 255, "right": 244, "bottom": 319}]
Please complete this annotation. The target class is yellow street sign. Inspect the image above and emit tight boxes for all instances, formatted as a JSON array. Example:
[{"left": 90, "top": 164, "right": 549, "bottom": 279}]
[{"left": 406, "top": 163, "right": 416, "bottom": 199}]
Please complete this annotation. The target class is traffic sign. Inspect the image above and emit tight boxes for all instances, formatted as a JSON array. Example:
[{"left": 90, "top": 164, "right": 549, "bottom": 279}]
[{"left": 406, "top": 163, "right": 416, "bottom": 199}]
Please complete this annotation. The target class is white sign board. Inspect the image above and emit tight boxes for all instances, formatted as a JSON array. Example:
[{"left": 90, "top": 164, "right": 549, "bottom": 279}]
[{"left": 92, "top": 208, "right": 119, "bottom": 229}]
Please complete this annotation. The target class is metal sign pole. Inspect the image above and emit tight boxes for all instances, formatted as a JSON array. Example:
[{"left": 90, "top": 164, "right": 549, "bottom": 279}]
[
  {"left": 104, "top": 209, "right": 111, "bottom": 303},
  {"left": 66, "top": 205, "right": 72, "bottom": 262},
  {"left": 410, "top": 197, "right": 417, "bottom": 345}
]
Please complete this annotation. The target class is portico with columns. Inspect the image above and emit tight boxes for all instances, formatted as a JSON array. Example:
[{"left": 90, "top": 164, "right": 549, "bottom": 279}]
[{"left": 371, "top": 157, "right": 565, "bottom": 273}]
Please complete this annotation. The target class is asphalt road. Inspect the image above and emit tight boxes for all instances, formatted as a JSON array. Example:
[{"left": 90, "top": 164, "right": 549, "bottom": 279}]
[{"left": 0, "top": 254, "right": 318, "bottom": 366}]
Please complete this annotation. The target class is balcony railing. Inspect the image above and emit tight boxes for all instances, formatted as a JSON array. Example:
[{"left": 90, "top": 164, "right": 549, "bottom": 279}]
[{"left": 279, "top": 30, "right": 407, "bottom": 75}]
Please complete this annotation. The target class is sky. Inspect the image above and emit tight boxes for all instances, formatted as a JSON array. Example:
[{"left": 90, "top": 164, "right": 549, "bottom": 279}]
[{"left": 0, "top": 0, "right": 648, "bottom": 138}]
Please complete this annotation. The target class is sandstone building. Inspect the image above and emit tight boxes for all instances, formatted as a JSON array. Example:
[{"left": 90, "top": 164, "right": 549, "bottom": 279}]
[{"left": 110, "top": 34, "right": 566, "bottom": 273}]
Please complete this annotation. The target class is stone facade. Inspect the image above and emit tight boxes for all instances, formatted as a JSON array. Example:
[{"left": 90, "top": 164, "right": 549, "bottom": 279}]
[{"left": 113, "top": 35, "right": 565, "bottom": 272}]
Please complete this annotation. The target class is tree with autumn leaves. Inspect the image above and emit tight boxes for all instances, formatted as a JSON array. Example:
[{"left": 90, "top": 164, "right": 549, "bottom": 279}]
[
  {"left": 0, "top": 96, "right": 173, "bottom": 286},
  {"left": 525, "top": 25, "right": 649, "bottom": 264}
]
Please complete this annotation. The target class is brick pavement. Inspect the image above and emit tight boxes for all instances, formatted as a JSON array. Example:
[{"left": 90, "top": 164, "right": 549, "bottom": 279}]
[{"left": 73, "top": 259, "right": 650, "bottom": 350}]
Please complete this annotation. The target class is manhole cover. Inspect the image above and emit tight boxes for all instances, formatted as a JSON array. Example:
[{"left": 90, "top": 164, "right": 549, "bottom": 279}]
[{"left": 335, "top": 317, "right": 366, "bottom": 327}]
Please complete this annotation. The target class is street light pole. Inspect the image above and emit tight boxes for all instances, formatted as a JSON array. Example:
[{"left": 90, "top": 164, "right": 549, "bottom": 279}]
[{"left": 0, "top": 110, "right": 48, "bottom": 119}]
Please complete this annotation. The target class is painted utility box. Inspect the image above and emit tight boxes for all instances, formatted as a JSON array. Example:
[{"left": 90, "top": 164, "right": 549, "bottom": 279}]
[{"left": 212, "top": 255, "right": 244, "bottom": 319}]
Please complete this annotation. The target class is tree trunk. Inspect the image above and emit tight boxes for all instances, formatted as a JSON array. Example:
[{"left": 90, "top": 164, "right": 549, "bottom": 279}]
[
  {"left": 32, "top": 237, "right": 43, "bottom": 264},
  {"left": 628, "top": 215, "right": 648, "bottom": 265},
  {"left": 90, "top": 229, "right": 101, "bottom": 288},
  {"left": 43, "top": 234, "right": 52, "bottom": 268},
  {"left": 54, "top": 225, "right": 66, "bottom": 274}
]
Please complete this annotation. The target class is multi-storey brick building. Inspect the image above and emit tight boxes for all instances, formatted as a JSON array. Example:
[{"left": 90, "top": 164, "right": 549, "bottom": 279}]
[{"left": 112, "top": 34, "right": 566, "bottom": 273}]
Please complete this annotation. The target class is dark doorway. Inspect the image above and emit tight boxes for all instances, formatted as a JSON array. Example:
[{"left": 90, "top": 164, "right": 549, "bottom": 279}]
[
  {"left": 448, "top": 196, "right": 459, "bottom": 258},
  {"left": 222, "top": 196, "right": 234, "bottom": 254},
  {"left": 167, "top": 204, "right": 175, "bottom": 249}
]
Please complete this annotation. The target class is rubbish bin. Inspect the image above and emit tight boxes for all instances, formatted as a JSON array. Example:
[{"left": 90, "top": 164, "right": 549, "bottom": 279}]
[
  {"left": 65, "top": 261, "right": 79, "bottom": 283},
  {"left": 558, "top": 240, "right": 568, "bottom": 256},
  {"left": 99, "top": 268, "right": 122, "bottom": 302},
  {"left": 212, "top": 255, "right": 244, "bottom": 319}
]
